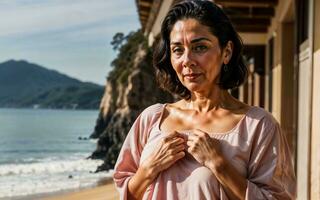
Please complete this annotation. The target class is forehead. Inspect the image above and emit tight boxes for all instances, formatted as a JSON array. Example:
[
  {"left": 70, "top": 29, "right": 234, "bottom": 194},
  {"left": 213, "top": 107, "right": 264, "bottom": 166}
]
[{"left": 170, "top": 18, "right": 215, "bottom": 42}]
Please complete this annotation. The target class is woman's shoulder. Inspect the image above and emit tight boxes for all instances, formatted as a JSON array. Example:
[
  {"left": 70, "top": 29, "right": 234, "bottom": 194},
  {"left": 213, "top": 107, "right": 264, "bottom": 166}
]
[
  {"left": 245, "top": 106, "right": 280, "bottom": 134},
  {"left": 165, "top": 100, "right": 185, "bottom": 110},
  {"left": 139, "top": 103, "right": 166, "bottom": 121},
  {"left": 142, "top": 103, "right": 165, "bottom": 114},
  {"left": 247, "top": 106, "right": 278, "bottom": 123}
]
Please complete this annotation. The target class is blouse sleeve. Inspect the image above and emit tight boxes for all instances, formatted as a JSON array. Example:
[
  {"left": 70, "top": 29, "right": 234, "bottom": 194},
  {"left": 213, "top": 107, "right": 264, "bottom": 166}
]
[
  {"left": 112, "top": 105, "right": 160, "bottom": 200},
  {"left": 246, "top": 119, "right": 296, "bottom": 200}
]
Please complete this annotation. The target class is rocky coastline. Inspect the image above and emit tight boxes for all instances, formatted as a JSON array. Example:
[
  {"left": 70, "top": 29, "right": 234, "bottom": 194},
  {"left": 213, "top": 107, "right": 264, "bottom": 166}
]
[{"left": 88, "top": 31, "right": 173, "bottom": 172}]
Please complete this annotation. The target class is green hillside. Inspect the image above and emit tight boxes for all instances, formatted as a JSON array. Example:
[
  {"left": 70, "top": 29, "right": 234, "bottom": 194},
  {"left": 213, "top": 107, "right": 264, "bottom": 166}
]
[{"left": 0, "top": 60, "right": 104, "bottom": 109}]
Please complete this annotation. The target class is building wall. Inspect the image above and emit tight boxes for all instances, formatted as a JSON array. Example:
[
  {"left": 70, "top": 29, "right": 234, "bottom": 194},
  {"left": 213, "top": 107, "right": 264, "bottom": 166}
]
[
  {"left": 271, "top": 64, "right": 281, "bottom": 122},
  {"left": 265, "top": 0, "right": 296, "bottom": 154},
  {"left": 311, "top": 0, "right": 320, "bottom": 199},
  {"left": 253, "top": 73, "right": 260, "bottom": 106},
  {"left": 280, "top": 22, "right": 295, "bottom": 155},
  {"left": 266, "top": 0, "right": 319, "bottom": 198},
  {"left": 311, "top": 48, "right": 320, "bottom": 200},
  {"left": 147, "top": 0, "right": 174, "bottom": 45},
  {"left": 297, "top": 0, "right": 315, "bottom": 197},
  {"left": 297, "top": 44, "right": 312, "bottom": 200}
]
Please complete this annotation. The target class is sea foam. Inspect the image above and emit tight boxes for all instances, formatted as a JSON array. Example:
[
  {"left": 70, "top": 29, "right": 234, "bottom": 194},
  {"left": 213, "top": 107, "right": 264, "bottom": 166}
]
[{"left": 0, "top": 158, "right": 112, "bottom": 198}]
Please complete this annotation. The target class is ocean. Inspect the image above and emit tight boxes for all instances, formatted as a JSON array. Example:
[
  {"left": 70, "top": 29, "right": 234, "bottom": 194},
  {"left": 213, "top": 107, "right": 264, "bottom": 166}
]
[{"left": 0, "top": 108, "right": 111, "bottom": 199}]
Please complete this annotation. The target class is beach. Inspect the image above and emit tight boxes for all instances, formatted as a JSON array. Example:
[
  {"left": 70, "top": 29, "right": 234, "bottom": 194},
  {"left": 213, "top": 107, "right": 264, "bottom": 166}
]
[
  {"left": 0, "top": 108, "right": 112, "bottom": 199},
  {"left": 2, "top": 178, "right": 119, "bottom": 200},
  {"left": 45, "top": 181, "right": 119, "bottom": 200}
]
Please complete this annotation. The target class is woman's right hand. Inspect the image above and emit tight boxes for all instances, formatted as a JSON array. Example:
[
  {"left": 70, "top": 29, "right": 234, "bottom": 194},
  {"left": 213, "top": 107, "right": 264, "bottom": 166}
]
[
  {"left": 127, "top": 132, "right": 185, "bottom": 200},
  {"left": 140, "top": 131, "right": 186, "bottom": 179}
]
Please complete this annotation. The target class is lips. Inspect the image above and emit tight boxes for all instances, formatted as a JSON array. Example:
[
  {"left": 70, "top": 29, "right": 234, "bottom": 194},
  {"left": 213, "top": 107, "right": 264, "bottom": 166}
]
[{"left": 183, "top": 73, "right": 201, "bottom": 80}]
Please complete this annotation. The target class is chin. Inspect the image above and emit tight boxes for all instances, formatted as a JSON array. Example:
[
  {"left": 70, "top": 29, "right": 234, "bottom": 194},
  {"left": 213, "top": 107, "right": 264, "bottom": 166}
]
[
  {"left": 184, "top": 81, "right": 217, "bottom": 94},
  {"left": 185, "top": 83, "right": 204, "bottom": 92}
]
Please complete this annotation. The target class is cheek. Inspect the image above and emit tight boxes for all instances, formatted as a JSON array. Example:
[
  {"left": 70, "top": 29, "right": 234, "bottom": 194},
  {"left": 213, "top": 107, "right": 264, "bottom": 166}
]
[
  {"left": 171, "top": 58, "right": 183, "bottom": 74},
  {"left": 201, "top": 54, "right": 222, "bottom": 72}
]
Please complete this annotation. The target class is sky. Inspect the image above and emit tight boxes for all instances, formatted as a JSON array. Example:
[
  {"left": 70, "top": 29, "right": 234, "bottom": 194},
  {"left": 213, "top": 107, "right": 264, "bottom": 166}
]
[{"left": 0, "top": 0, "right": 141, "bottom": 85}]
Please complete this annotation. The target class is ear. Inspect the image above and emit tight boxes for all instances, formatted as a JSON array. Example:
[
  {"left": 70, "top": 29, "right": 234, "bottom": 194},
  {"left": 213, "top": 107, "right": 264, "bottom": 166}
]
[{"left": 223, "top": 41, "right": 233, "bottom": 64}]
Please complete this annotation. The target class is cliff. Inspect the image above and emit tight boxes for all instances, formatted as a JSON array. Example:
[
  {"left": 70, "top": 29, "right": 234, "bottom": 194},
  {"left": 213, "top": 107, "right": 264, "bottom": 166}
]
[{"left": 89, "top": 30, "right": 173, "bottom": 171}]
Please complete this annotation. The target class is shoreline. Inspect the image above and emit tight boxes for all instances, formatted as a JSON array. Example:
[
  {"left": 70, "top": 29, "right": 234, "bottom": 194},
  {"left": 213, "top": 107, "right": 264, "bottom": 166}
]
[
  {"left": 1, "top": 178, "right": 118, "bottom": 200},
  {"left": 45, "top": 179, "right": 119, "bottom": 200}
]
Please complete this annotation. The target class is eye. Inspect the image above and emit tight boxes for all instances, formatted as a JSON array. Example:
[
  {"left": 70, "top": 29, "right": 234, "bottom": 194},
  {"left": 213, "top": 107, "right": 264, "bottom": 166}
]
[
  {"left": 193, "top": 45, "right": 208, "bottom": 53},
  {"left": 172, "top": 47, "right": 184, "bottom": 56}
]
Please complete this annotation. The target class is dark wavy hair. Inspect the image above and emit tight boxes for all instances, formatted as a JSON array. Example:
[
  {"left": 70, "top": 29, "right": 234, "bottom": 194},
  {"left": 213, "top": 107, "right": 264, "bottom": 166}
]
[{"left": 153, "top": 0, "right": 248, "bottom": 100}]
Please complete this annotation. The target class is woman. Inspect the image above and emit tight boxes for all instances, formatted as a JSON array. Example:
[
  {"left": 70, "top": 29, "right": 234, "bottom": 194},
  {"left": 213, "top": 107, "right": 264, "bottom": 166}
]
[{"left": 113, "top": 1, "right": 296, "bottom": 199}]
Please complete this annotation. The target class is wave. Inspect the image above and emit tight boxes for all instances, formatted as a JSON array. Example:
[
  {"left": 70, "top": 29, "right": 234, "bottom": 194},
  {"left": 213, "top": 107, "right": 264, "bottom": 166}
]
[
  {"left": 0, "top": 158, "right": 102, "bottom": 176},
  {"left": 0, "top": 158, "right": 113, "bottom": 198},
  {"left": 0, "top": 152, "right": 91, "bottom": 165}
]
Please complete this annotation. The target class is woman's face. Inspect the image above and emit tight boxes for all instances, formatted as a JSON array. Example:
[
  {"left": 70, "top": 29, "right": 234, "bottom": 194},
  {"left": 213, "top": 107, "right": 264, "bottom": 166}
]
[{"left": 169, "top": 18, "right": 232, "bottom": 93}]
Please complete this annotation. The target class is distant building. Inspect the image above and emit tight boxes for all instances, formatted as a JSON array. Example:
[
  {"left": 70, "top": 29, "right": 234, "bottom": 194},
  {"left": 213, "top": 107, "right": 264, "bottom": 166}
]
[{"left": 136, "top": 0, "right": 320, "bottom": 199}]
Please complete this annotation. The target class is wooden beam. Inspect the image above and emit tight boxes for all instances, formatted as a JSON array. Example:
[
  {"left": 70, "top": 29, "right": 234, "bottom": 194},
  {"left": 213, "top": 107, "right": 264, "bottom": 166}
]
[
  {"left": 234, "top": 25, "right": 268, "bottom": 32},
  {"left": 140, "top": 5, "right": 152, "bottom": 11},
  {"left": 230, "top": 17, "right": 271, "bottom": 26},
  {"left": 252, "top": 7, "right": 275, "bottom": 15},
  {"left": 215, "top": 0, "right": 278, "bottom": 7},
  {"left": 140, "top": 10, "right": 149, "bottom": 17},
  {"left": 239, "top": 33, "right": 267, "bottom": 45},
  {"left": 139, "top": 6, "right": 151, "bottom": 12},
  {"left": 223, "top": 7, "right": 275, "bottom": 18},
  {"left": 139, "top": 1, "right": 152, "bottom": 8}
]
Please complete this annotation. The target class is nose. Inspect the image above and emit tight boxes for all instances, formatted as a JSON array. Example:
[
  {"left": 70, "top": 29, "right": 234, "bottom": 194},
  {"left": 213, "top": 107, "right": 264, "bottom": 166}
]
[{"left": 182, "top": 50, "right": 196, "bottom": 68}]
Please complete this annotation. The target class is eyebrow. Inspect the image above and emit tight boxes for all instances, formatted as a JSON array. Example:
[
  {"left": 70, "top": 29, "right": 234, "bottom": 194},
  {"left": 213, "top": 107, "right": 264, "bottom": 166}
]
[{"left": 170, "top": 37, "right": 212, "bottom": 45}]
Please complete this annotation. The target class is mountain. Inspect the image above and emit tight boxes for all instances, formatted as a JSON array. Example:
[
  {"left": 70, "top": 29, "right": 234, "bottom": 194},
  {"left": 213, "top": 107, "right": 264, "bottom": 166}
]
[{"left": 0, "top": 59, "right": 104, "bottom": 109}]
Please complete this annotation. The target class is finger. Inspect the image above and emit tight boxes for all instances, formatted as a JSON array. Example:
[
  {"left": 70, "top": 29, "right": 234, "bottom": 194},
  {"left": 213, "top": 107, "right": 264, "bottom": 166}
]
[
  {"left": 178, "top": 131, "right": 189, "bottom": 140},
  {"left": 187, "top": 134, "right": 197, "bottom": 142},
  {"left": 186, "top": 140, "right": 194, "bottom": 147},
  {"left": 167, "top": 143, "right": 185, "bottom": 152},
  {"left": 167, "top": 136, "right": 184, "bottom": 144},
  {"left": 171, "top": 144, "right": 185, "bottom": 153},
  {"left": 158, "top": 138, "right": 181, "bottom": 152},
  {"left": 166, "top": 149, "right": 184, "bottom": 158},
  {"left": 161, "top": 134, "right": 179, "bottom": 144},
  {"left": 172, "top": 151, "right": 185, "bottom": 161},
  {"left": 162, "top": 133, "right": 182, "bottom": 143},
  {"left": 168, "top": 137, "right": 185, "bottom": 146},
  {"left": 167, "top": 141, "right": 184, "bottom": 152},
  {"left": 187, "top": 146, "right": 195, "bottom": 154},
  {"left": 164, "top": 151, "right": 185, "bottom": 165},
  {"left": 166, "top": 131, "right": 182, "bottom": 139},
  {"left": 192, "top": 129, "right": 208, "bottom": 136}
]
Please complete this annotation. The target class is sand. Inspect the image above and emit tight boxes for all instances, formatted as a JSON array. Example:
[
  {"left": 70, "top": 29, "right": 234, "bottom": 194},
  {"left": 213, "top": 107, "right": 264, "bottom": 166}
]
[{"left": 44, "top": 181, "right": 119, "bottom": 200}]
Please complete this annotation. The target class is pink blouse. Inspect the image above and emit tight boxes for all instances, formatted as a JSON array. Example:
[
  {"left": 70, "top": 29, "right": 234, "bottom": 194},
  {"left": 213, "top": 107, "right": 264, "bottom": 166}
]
[{"left": 113, "top": 104, "right": 296, "bottom": 199}]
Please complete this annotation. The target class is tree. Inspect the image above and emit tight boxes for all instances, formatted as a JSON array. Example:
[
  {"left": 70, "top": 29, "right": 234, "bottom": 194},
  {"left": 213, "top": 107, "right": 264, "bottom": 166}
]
[
  {"left": 108, "top": 29, "right": 147, "bottom": 84},
  {"left": 110, "top": 32, "right": 126, "bottom": 51}
]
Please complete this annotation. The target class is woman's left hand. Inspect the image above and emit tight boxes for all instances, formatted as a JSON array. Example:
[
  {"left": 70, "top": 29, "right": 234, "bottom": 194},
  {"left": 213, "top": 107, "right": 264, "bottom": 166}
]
[{"left": 186, "top": 129, "right": 223, "bottom": 169}]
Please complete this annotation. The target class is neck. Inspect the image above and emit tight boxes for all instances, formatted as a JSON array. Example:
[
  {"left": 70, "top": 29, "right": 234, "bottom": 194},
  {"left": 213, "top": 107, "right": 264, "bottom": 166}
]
[{"left": 186, "top": 89, "right": 232, "bottom": 113}]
